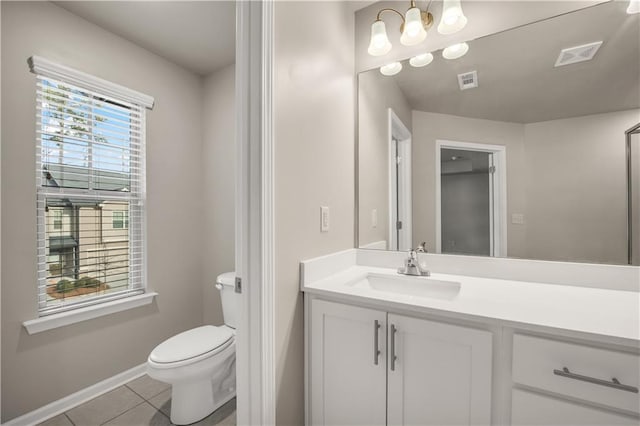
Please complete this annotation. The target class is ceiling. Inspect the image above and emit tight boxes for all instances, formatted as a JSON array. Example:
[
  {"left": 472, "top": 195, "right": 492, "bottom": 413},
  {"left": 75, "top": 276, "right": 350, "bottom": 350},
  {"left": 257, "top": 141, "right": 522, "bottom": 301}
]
[
  {"left": 377, "top": 1, "right": 640, "bottom": 123},
  {"left": 54, "top": 1, "right": 235, "bottom": 76}
]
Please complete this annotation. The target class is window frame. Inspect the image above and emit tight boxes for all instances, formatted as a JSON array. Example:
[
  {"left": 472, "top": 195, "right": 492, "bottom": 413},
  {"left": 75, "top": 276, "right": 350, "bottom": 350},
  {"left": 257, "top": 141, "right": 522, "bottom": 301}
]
[
  {"left": 29, "top": 56, "right": 154, "bottom": 317},
  {"left": 112, "top": 210, "right": 129, "bottom": 229},
  {"left": 52, "top": 209, "right": 63, "bottom": 230}
]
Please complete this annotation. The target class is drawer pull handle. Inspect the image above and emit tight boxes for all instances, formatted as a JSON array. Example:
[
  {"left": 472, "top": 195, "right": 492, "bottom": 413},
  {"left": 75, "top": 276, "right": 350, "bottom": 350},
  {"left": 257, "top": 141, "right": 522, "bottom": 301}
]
[
  {"left": 390, "top": 324, "right": 397, "bottom": 371},
  {"left": 553, "top": 367, "right": 639, "bottom": 393},
  {"left": 373, "top": 320, "right": 381, "bottom": 366}
]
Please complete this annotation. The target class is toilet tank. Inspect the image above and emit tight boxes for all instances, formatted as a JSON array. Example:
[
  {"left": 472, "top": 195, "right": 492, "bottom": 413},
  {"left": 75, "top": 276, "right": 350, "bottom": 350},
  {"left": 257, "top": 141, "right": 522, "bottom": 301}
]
[{"left": 216, "top": 272, "right": 240, "bottom": 329}]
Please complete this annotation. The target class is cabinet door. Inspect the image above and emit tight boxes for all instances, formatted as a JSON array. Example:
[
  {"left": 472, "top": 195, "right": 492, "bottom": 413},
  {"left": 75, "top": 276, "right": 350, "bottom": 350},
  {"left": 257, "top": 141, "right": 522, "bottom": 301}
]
[
  {"left": 512, "top": 389, "right": 639, "bottom": 425},
  {"left": 309, "top": 299, "right": 387, "bottom": 426},
  {"left": 387, "top": 314, "right": 493, "bottom": 426}
]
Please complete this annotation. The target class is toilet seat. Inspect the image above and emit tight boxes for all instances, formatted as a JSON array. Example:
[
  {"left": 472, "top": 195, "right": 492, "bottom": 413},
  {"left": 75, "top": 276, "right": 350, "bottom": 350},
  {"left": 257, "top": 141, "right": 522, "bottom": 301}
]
[{"left": 149, "top": 325, "right": 234, "bottom": 368}]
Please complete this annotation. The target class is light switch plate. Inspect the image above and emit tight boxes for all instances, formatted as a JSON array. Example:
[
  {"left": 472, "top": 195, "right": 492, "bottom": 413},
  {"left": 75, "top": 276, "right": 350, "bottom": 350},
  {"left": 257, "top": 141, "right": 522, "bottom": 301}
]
[
  {"left": 372, "top": 209, "right": 378, "bottom": 228},
  {"left": 321, "top": 206, "right": 329, "bottom": 232},
  {"left": 511, "top": 213, "right": 525, "bottom": 225}
]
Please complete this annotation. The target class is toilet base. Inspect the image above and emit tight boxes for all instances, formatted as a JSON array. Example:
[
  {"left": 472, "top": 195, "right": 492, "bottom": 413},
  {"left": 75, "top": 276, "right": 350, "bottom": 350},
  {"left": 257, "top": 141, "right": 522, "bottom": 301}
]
[
  {"left": 166, "top": 354, "right": 236, "bottom": 425},
  {"left": 170, "top": 381, "right": 235, "bottom": 425}
]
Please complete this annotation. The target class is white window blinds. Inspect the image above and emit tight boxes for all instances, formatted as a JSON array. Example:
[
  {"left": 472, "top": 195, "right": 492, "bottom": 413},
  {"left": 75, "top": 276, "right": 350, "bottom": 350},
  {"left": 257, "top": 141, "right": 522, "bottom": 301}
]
[{"left": 30, "top": 56, "right": 154, "bottom": 316}]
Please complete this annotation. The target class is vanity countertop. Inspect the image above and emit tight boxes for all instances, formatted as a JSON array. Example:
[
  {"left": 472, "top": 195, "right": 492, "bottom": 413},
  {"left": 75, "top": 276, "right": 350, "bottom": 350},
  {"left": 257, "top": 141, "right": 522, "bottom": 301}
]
[{"left": 302, "top": 265, "right": 640, "bottom": 345}]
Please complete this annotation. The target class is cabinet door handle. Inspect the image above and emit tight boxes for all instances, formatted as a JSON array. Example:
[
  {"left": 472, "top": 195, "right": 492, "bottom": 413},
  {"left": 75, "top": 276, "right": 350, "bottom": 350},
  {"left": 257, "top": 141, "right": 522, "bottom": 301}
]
[
  {"left": 553, "top": 367, "right": 639, "bottom": 393},
  {"left": 373, "top": 320, "right": 381, "bottom": 365},
  {"left": 390, "top": 324, "right": 397, "bottom": 371}
]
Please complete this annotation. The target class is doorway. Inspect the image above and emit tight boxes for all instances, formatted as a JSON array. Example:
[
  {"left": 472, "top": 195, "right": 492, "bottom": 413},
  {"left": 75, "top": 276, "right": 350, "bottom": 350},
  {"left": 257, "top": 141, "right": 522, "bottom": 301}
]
[
  {"left": 435, "top": 140, "right": 507, "bottom": 257},
  {"left": 628, "top": 123, "right": 640, "bottom": 265},
  {"left": 388, "top": 109, "right": 412, "bottom": 251}
]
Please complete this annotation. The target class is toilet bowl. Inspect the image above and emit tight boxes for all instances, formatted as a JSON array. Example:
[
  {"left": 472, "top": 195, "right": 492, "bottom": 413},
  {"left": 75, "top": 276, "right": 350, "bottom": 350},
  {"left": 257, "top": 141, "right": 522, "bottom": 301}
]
[{"left": 147, "top": 272, "right": 239, "bottom": 425}]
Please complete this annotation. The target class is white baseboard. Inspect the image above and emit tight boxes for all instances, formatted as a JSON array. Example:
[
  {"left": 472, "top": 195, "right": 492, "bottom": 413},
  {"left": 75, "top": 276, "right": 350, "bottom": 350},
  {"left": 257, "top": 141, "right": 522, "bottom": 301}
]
[{"left": 3, "top": 363, "right": 147, "bottom": 426}]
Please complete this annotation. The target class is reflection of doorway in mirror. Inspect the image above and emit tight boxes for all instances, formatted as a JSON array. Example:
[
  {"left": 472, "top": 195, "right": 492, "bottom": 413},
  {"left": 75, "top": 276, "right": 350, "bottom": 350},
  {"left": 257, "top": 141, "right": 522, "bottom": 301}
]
[
  {"left": 629, "top": 127, "right": 640, "bottom": 265},
  {"left": 435, "top": 140, "right": 507, "bottom": 257},
  {"left": 389, "top": 109, "right": 412, "bottom": 251}
]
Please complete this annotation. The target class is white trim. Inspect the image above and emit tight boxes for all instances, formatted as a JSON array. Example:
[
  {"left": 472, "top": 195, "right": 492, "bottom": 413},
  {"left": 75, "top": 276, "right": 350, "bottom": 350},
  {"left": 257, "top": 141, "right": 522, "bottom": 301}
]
[
  {"left": 261, "top": 0, "right": 276, "bottom": 424},
  {"left": 435, "top": 139, "right": 507, "bottom": 257},
  {"left": 28, "top": 56, "right": 154, "bottom": 109},
  {"left": 23, "top": 292, "right": 157, "bottom": 334},
  {"left": 2, "top": 363, "right": 146, "bottom": 426},
  {"left": 235, "top": 1, "right": 276, "bottom": 424},
  {"left": 388, "top": 109, "right": 412, "bottom": 251},
  {"left": 398, "top": 137, "right": 412, "bottom": 250}
]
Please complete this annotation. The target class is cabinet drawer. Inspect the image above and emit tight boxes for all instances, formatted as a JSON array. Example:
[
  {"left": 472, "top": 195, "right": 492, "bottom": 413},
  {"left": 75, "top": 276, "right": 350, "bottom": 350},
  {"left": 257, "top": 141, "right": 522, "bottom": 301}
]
[
  {"left": 512, "top": 334, "right": 640, "bottom": 414},
  {"left": 512, "top": 389, "right": 638, "bottom": 425}
]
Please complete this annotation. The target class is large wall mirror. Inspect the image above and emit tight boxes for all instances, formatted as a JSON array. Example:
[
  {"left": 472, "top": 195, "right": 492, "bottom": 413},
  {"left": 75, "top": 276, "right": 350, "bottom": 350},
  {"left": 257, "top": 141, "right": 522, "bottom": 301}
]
[{"left": 357, "top": 0, "right": 640, "bottom": 265}]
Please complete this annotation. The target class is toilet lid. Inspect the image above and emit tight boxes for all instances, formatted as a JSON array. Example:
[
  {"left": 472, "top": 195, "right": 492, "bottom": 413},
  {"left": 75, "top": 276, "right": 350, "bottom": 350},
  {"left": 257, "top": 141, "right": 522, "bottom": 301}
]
[{"left": 149, "top": 325, "right": 233, "bottom": 364}]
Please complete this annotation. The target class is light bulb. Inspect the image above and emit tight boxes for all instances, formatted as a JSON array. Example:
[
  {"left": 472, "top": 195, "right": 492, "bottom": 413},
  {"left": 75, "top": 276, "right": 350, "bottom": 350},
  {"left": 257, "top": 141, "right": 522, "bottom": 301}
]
[
  {"left": 628, "top": 0, "right": 640, "bottom": 14},
  {"left": 442, "top": 42, "right": 469, "bottom": 60},
  {"left": 380, "top": 62, "right": 403, "bottom": 76},
  {"left": 368, "top": 20, "right": 392, "bottom": 56},
  {"left": 400, "top": 7, "right": 427, "bottom": 46},
  {"left": 438, "top": 0, "right": 468, "bottom": 35},
  {"left": 409, "top": 53, "right": 434, "bottom": 67}
]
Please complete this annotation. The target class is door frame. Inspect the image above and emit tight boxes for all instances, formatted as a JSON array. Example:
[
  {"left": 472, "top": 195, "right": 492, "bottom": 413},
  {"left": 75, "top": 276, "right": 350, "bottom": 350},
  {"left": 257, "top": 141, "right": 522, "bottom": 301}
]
[
  {"left": 435, "top": 139, "right": 507, "bottom": 257},
  {"left": 626, "top": 122, "right": 640, "bottom": 265},
  {"left": 388, "top": 109, "right": 412, "bottom": 251},
  {"left": 235, "top": 1, "right": 275, "bottom": 424}
]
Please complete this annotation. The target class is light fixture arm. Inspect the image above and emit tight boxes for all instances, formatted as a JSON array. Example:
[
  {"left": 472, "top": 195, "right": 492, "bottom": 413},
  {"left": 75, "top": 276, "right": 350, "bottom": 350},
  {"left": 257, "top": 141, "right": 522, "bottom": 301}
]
[
  {"left": 375, "top": 8, "right": 406, "bottom": 23},
  {"left": 374, "top": 5, "right": 433, "bottom": 34}
]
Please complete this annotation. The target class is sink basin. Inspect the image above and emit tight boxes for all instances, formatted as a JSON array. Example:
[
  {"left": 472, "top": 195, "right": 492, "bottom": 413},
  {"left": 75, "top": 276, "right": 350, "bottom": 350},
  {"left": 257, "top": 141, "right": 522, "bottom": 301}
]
[{"left": 345, "top": 273, "right": 461, "bottom": 300}]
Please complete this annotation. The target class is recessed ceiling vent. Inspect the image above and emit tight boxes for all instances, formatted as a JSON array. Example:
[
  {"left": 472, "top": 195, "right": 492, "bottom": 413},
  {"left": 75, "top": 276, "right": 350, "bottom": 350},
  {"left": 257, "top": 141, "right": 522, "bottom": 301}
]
[
  {"left": 555, "top": 41, "right": 603, "bottom": 67},
  {"left": 457, "top": 70, "right": 478, "bottom": 90}
]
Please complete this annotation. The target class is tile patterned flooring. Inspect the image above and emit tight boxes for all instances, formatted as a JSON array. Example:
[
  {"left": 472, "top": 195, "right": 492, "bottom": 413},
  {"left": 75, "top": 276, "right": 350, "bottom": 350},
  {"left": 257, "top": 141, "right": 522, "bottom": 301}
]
[{"left": 36, "top": 375, "right": 236, "bottom": 426}]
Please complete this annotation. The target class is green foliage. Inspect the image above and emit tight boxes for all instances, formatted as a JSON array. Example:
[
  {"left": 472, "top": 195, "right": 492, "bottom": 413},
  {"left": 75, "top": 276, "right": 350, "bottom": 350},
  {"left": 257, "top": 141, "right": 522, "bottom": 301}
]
[
  {"left": 43, "top": 84, "right": 110, "bottom": 145},
  {"left": 56, "top": 279, "right": 75, "bottom": 293},
  {"left": 74, "top": 276, "right": 101, "bottom": 289}
]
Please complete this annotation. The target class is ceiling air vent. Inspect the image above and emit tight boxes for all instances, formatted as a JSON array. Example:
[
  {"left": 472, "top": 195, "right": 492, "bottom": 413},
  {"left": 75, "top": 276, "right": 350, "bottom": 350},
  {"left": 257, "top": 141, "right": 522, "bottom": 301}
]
[
  {"left": 457, "top": 70, "right": 478, "bottom": 90},
  {"left": 554, "top": 41, "right": 603, "bottom": 67}
]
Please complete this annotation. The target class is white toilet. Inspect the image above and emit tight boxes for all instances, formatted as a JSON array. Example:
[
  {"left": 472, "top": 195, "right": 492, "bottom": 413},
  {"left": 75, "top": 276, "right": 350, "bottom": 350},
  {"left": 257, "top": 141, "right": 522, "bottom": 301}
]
[{"left": 147, "top": 272, "right": 239, "bottom": 425}]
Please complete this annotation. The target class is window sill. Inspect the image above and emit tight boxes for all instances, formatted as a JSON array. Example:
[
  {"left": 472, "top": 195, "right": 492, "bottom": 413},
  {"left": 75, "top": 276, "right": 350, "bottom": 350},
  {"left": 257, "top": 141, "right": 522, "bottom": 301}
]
[{"left": 23, "top": 292, "right": 158, "bottom": 335}]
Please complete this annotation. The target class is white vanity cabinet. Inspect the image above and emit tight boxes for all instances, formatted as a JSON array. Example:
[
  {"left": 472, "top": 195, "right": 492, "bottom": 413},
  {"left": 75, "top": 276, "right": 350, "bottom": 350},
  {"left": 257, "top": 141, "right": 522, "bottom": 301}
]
[
  {"left": 308, "top": 298, "right": 493, "bottom": 426},
  {"left": 510, "top": 333, "right": 640, "bottom": 426},
  {"left": 309, "top": 299, "right": 387, "bottom": 426},
  {"left": 387, "top": 313, "right": 492, "bottom": 425}
]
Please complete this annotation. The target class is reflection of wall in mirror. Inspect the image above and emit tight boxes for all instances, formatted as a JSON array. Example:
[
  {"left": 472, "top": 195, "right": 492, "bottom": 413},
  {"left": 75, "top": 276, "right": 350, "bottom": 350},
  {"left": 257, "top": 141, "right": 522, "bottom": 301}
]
[
  {"left": 523, "top": 111, "right": 637, "bottom": 264},
  {"left": 411, "top": 109, "right": 640, "bottom": 264},
  {"left": 358, "top": 70, "right": 412, "bottom": 250}
]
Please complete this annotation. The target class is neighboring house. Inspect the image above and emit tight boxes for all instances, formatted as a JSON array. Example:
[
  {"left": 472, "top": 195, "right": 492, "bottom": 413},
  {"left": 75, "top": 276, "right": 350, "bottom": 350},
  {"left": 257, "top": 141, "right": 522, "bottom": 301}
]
[{"left": 45, "top": 164, "right": 130, "bottom": 296}]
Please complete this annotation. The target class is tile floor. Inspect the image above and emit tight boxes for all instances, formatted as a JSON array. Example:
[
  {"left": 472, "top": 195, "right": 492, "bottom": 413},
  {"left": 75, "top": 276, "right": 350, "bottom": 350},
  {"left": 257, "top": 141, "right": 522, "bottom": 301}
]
[{"left": 36, "top": 375, "right": 236, "bottom": 426}]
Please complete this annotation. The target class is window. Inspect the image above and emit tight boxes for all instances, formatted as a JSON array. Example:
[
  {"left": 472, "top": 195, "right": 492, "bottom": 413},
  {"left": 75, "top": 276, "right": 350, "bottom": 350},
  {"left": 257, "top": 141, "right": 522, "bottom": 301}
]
[
  {"left": 52, "top": 209, "right": 63, "bottom": 230},
  {"left": 30, "top": 56, "right": 154, "bottom": 316},
  {"left": 112, "top": 211, "right": 129, "bottom": 229}
]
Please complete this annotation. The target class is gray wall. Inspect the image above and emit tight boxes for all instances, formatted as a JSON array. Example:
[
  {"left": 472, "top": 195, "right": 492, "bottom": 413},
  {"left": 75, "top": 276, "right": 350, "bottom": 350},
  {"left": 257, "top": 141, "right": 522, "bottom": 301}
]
[
  {"left": 412, "top": 110, "right": 527, "bottom": 256},
  {"left": 0, "top": 2, "right": 231, "bottom": 420},
  {"left": 523, "top": 110, "right": 639, "bottom": 264},
  {"left": 274, "top": 2, "right": 354, "bottom": 424},
  {"left": 202, "top": 64, "right": 235, "bottom": 325},
  {"left": 441, "top": 172, "right": 491, "bottom": 256},
  {"left": 358, "top": 71, "right": 412, "bottom": 249}
]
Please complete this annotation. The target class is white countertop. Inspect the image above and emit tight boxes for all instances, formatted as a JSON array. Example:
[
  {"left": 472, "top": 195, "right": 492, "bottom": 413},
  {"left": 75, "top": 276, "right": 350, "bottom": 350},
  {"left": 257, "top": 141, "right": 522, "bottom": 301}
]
[{"left": 302, "top": 265, "right": 640, "bottom": 345}]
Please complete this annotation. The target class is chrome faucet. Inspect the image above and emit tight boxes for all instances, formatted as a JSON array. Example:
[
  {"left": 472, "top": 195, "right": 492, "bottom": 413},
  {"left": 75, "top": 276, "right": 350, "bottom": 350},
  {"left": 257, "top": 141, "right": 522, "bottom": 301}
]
[{"left": 398, "top": 243, "right": 430, "bottom": 276}]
